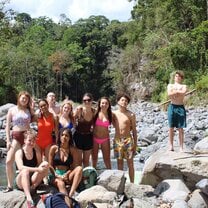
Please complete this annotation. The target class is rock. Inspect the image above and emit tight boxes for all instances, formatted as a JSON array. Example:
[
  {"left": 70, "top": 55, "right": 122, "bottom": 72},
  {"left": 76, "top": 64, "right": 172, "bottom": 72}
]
[
  {"left": 196, "top": 179, "right": 208, "bottom": 196},
  {"left": 140, "top": 149, "right": 208, "bottom": 190},
  {"left": 76, "top": 185, "right": 117, "bottom": 207},
  {"left": 97, "top": 170, "right": 126, "bottom": 194},
  {"left": 172, "top": 200, "right": 188, "bottom": 208},
  {"left": 187, "top": 189, "right": 208, "bottom": 208},
  {"left": 154, "top": 179, "right": 190, "bottom": 201},
  {"left": 0, "top": 103, "right": 14, "bottom": 117},
  {"left": 194, "top": 137, "right": 208, "bottom": 154}
]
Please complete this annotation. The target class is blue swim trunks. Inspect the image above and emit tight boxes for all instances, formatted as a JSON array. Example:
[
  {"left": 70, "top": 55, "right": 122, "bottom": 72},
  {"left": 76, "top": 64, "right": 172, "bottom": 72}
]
[{"left": 168, "top": 104, "right": 186, "bottom": 128}]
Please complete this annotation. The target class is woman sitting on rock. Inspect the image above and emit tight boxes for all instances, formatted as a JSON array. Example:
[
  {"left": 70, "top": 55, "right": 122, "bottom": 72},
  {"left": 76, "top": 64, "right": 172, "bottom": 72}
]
[
  {"left": 48, "top": 128, "right": 82, "bottom": 207},
  {"left": 15, "top": 129, "right": 49, "bottom": 208}
]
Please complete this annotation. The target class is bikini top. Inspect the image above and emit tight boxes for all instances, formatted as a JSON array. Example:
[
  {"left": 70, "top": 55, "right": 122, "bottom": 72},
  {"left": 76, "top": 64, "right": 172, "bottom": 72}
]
[
  {"left": 95, "top": 118, "right": 110, "bottom": 128},
  {"left": 53, "top": 148, "right": 73, "bottom": 167},
  {"left": 22, "top": 148, "right": 37, "bottom": 168},
  {"left": 12, "top": 106, "right": 31, "bottom": 128},
  {"left": 59, "top": 122, "right": 73, "bottom": 130}
]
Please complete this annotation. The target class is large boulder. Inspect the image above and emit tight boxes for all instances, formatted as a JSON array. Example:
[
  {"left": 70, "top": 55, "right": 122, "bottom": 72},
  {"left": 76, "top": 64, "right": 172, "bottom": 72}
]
[{"left": 140, "top": 149, "right": 208, "bottom": 190}]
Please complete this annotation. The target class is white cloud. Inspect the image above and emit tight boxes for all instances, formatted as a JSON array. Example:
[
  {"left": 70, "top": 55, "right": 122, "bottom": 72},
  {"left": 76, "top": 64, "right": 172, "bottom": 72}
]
[{"left": 6, "top": 0, "right": 134, "bottom": 23}]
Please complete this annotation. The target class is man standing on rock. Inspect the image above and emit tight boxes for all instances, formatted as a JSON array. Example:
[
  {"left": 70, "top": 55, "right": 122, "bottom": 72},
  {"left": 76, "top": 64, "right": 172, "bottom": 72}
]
[
  {"left": 113, "top": 93, "right": 137, "bottom": 183},
  {"left": 167, "top": 71, "right": 187, "bottom": 152}
]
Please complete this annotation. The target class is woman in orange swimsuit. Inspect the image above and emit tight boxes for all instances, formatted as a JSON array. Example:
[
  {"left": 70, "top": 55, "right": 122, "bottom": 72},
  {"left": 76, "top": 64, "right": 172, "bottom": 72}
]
[
  {"left": 92, "top": 97, "right": 118, "bottom": 169},
  {"left": 35, "top": 99, "right": 58, "bottom": 161}
]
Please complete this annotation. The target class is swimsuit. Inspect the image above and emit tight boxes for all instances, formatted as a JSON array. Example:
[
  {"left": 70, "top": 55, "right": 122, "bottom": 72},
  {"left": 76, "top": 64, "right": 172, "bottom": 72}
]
[
  {"left": 95, "top": 118, "right": 110, "bottom": 128},
  {"left": 168, "top": 104, "right": 186, "bottom": 128},
  {"left": 12, "top": 106, "right": 31, "bottom": 128},
  {"left": 113, "top": 137, "right": 134, "bottom": 160},
  {"left": 53, "top": 148, "right": 73, "bottom": 167},
  {"left": 12, "top": 131, "right": 25, "bottom": 146},
  {"left": 93, "top": 118, "right": 110, "bottom": 145},
  {"left": 73, "top": 110, "right": 94, "bottom": 150},
  {"left": 11, "top": 106, "right": 31, "bottom": 145},
  {"left": 36, "top": 114, "right": 54, "bottom": 149},
  {"left": 48, "top": 148, "right": 73, "bottom": 184},
  {"left": 59, "top": 122, "right": 73, "bottom": 130}
]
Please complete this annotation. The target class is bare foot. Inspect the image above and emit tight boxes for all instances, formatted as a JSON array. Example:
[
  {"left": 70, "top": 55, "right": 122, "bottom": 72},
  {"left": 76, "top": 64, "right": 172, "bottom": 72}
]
[
  {"left": 168, "top": 146, "right": 174, "bottom": 151},
  {"left": 179, "top": 148, "right": 184, "bottom": 152}
]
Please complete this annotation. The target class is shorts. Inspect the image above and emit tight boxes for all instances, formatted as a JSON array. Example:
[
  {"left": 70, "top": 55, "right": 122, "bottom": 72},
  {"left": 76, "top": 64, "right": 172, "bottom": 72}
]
[
  {"left": 113, "top": 137, "right": 134, "bottom": 160},
  {"left": 48, "top": 169, "right": 67, "bottom": 184},
  {"left": 12, "top": 131, "right": 25, "bottom": 146},
  {"left": 168, "top": 104, "right": 186, "bottom": 128},
  {"left": 73, "top": 131, "right": 93, "bottom": 151}
]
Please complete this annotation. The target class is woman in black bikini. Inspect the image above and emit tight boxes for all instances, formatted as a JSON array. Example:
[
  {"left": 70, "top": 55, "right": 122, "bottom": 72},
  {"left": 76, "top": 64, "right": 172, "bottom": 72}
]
[{"left": 48, "top": 128, "right": 82, "bottom": 207}]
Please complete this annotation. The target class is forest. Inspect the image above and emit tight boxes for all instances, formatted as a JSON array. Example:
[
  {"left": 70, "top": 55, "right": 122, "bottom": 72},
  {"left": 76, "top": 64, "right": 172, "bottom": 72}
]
[{"left": 0, "top": 0, "right": 208, "bottom": 105}]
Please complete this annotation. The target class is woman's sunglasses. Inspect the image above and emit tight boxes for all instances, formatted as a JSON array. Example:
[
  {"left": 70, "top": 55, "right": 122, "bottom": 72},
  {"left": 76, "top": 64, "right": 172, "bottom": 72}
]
[{"left": 83, "top": 98, "right": 91, "bottom": 102}]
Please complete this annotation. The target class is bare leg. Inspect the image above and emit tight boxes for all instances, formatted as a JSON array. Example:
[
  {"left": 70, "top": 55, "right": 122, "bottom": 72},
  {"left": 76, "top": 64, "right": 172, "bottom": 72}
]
[
  {"left": 117, "top": 159, "right": 124, "bottom": 171},
  {"left": 55, "top": 179, "right": 71, "bottom": 207},
  {"left": 5, "top": 140, "right": 21, "bottom": 189},
  {"left": 76, "top": 149, "right": 83, "bottom": 166},
  {"left": 168, "top": 127, "right": 174, "bottom": 151},
  {"left": 92, "top": 142, "right": 99, "bottom": 168},
  {"left": 31, "top": 161, "right": 49, "bottom": 188},
  {"left": 68, "top": 166, "right": 82, "bottom": 197},
  {"left": 127, "top": 158, "right": 135, "bottom": 183},
  {"left": 44, "top": 144, "right": 52, "bottom": 161},
  {"left": 16, "top": 169, "right": 33, "bottom": 201},
  {"left": 101, "top": 140, "right": 111, "bottom": 169},
  {"left": 83, "top": 149, "right": 92, "bottom": 167},
  {"left": 178, "top": 128, "right": 184, "bottom": 152}
]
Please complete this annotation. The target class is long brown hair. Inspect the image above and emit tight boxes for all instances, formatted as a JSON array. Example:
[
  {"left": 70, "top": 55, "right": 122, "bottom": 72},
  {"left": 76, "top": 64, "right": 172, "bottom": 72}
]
[{"left": 94, "top": 97, "right": 112, "bottom": 124}]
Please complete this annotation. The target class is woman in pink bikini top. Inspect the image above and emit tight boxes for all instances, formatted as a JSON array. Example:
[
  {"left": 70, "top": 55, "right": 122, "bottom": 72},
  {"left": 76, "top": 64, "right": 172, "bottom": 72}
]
[{"left": 92, "top": 97, "right": 115, "bottom": 169}]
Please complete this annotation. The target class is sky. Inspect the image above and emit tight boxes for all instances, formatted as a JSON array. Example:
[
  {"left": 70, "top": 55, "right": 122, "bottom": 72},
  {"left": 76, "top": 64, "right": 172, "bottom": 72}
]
[{"left": 6, "top": 0, "right": 135, "bottom": 23}]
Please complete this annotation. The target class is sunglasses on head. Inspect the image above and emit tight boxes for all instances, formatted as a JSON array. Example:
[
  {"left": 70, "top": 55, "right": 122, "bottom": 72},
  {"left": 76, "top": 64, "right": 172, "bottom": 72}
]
[{"left": 83, "top": 98, "right": 91, "bottom": 102}]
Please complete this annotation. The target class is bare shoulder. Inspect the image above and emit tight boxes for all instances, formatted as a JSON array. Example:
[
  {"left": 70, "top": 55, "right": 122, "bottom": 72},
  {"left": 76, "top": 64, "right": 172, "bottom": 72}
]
[{"left": 50, "top": 145, "right": 58, "bottom": 153}]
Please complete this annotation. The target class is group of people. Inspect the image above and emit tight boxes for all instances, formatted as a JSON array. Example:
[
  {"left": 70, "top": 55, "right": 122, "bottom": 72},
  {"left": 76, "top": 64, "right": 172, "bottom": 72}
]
[
  {"left": 3, "top": 91, "right": 138, "bottom": 208},
  {"left": 3, "top": 69, "right": 188, "bottom": 208}
]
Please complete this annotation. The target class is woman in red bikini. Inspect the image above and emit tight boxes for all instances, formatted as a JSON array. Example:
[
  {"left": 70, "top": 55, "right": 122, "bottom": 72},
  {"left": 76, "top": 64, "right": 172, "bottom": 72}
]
[
  {"left": 92, "top": 97, "right": 118, "bottom": 169},
  {"left": 4, "top": 91, "right": 34, "bottom": 193},
  {"left": 35, "top": 99, "right": 58, "bottom": 161}
]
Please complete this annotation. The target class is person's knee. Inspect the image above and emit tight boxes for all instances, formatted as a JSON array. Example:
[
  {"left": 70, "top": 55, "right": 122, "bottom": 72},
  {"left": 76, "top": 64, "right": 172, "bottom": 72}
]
[{"left": 21, "top": 169, "right": 30, "bottom": 177}]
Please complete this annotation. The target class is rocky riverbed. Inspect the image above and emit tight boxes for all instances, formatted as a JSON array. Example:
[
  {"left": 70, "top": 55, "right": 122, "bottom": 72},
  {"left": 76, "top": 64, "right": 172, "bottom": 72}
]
[{"left": 0, "top": 101, "right": 208, "bottom": 208}]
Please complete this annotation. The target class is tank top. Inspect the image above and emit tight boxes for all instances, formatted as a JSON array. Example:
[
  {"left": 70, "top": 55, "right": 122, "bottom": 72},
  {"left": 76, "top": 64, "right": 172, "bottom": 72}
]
[
  {"left": 12, "top": 106, "right": 31, "bottom": 128},
  {"left": 53, "top": 148, "right": 73, "bottom": 167},
  {"left": 22, "top": 148, "right": 37, "bottom": 167},
  {"left": 75, "top": 109, "right": 94, "bottom": 133}
]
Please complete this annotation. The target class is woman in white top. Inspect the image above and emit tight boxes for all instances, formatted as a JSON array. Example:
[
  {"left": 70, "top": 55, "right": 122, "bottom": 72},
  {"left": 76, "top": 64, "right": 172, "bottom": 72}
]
[{"left": 4, "top": 91, "right": 34, "bottom": 193}]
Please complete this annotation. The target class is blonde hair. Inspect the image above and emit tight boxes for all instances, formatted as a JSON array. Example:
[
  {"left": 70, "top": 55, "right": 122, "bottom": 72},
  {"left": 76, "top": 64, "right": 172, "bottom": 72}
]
[
  {"left": 24, "top": 129, "right": 37, "bottom": 140},
  {"left": 60, "top": 100, "right": 74, "bottom": 121}
]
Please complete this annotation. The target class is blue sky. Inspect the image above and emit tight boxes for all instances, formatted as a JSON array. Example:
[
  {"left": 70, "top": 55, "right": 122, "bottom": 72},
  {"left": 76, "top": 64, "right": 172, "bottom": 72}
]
[{"left": 6, "top": 0, "right": 135, "bottom": 23}]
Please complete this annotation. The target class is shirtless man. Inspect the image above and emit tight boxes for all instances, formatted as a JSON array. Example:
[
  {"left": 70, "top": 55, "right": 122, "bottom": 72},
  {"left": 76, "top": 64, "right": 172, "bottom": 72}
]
[
  {"left": 113, "top": 93, "right": 137, "bottom": 183},
  {"left": 46, "top": 92, "right": 60, "bottom": 116},
  {"left": 167, "top": 71, "right": 187, "bottom": 152}
]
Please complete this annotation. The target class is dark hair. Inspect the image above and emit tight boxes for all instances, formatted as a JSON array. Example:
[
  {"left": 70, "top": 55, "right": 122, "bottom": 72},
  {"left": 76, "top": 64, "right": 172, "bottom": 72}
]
[
  {"left": 94, "top": 97, "right": 112, "bottom": 124},
  {"left": 57, "top": 128, "right": 73, "bottom": 147},
  {"left": 82, "top": 93, "right": 93, "bottom": 101},
  {"left": 116, "top": 92, "right": 131, "bottom": 103}
]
